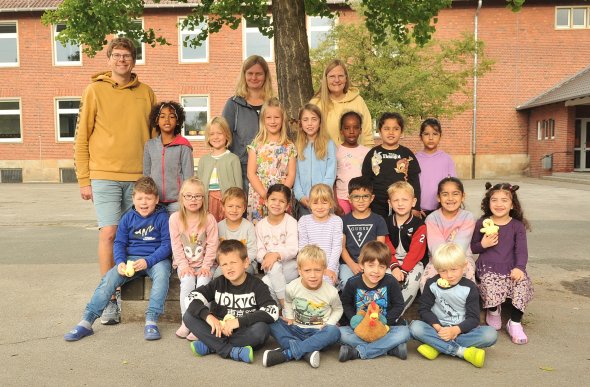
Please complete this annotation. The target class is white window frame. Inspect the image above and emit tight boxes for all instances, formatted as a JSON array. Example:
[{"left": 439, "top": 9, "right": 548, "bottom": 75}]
[
  {"left": 0, "top": 98, "right": 22, "bottom": 143},
  {"left": 178, "top": 17, "right": 209, "bottom": 63},
  {"left": 549, "top": 119, "right": 555, "bottom": 139},
  {"left": 242, "top": 17, "right": 273, "bottom": 61},
  {"left": 55, "top": 97, "right": 80, "bottom": 142},
  {"left": 0, "top": 21, "right": 19, "bottom": 67},
  {"left": 537, "top": 120, "right": 542, "bottom": 140},
  {"left": 117, "top": 18, "right": 145, "bottom": 65},
  {"left": 52, "top": 24, "right": 82, "bottom": 66},
  {"left": 572, "top": 7, "right": 587, "bottom": 29},
  {"left": 307, "top": 15, "right": 335, "bottom": 50},
  {"left": 180, "top": 95, "right": 209, "bottom": 140}
]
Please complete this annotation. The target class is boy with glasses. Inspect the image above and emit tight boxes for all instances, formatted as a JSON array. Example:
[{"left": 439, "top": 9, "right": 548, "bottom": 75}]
[
  {"left": 339, "top": 177, "right": 388, "bottom": 289},
  {"left": 74, "top": 37, "right": 156, "bottom": 325}
]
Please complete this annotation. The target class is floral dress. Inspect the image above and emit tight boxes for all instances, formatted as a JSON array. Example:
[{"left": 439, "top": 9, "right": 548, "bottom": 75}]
[{"left": 247, "top": 141, "right": 297, "bottom": 223}]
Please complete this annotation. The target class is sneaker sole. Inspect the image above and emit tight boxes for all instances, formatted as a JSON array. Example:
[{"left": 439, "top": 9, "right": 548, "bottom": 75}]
[
  {"left": 307, "top": 351, "right": 320, "bottom": 368},
  {"left": 100, "top": 318, "right": 120, "bottom": 325}
]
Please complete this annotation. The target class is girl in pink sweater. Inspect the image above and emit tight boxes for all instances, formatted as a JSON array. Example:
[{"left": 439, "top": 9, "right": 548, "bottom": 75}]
[
  {"left": 420, "top": 177, "right": 476, "bottom": 292},
  {"left": 169, "top": 177, "right": 219, "bottom": 339}
]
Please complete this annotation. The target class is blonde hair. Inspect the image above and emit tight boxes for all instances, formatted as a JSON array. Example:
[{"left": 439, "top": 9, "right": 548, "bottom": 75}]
[
  {"left": 358, "top": 241, "right": 390, "bottom": 266},
  {"left": 222, "top": 187, "right": 247, "bottom": 205},
  {"left": 253, "top": 97, "right": 290, "bottom": 146},
  {"left": 297, "top": 244, "right": 327, "bottom": 268},
  {"left": 178, "top": 177, "right": 207, "bottom": 231},
  {"left": 432, "top": 242, "right": 467, "bottom": 271},
  {"left": 314, "top": 59, "right": 350, "bottom": 112},
  {"left": 309, "top": 183, "right": 335, "bottom": 211},
  {"left": 235, "top": 55, "right": 274, "bottom": 100},
  {"left": 205, "top": 116, "right": 232, "bottom": 148},
  {"left": 295, "top": 104, "right": 330, "bottom": 161},
  {"left": 387, "top": 181, "right": 415, "bottom": 198}
]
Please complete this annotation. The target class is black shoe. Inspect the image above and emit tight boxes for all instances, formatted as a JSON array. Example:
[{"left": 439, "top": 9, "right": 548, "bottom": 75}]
[
  {"left": 303, "top": 351, "right": 320, "bottom": 368},
  {"left": 338, "top": 345, "right": 359, "bottom": 362},
  {"left": 262, "top": 348, "right": 287, "bottom": 367},
  {"left": 387, "top": 342, "right": 408, "bottom": 360}
]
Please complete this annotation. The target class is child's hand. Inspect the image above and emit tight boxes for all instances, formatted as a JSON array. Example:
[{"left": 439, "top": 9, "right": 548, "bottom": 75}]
[
  {"left": 262, "top": 253, "right": 279, "bottom": 271},
  {"left": 280, "top": 317, "right": 294, "bottom": 325},
  {"left": 179, "top": 267, "right": 196, "bottom": 278},
  {"left": 117, "top": 263, "right": 127, "bottom": 276},
  {"left": 349, "top": 262, "right": 362, "bottom": 276},
  {"left": 196, "top": 267, "right": 211, "bottom": 278},
  {"left": 324, "top": 269, "right": 338, "bottom": 285},
  {"left": 221, "top": 317, "right": 239, "bottom": 336},
  {"left": 510, "top": 268, "right": 525, "bottom": 282},
  {"left": 391, "top": 267, "right": 405, "bottom": 282},
  {"left": 438, "top": 326, "right": 461, "bottom": 341},
  {"left": 412, "top": 209, "right": 423, "bottom": 219},
  {"left": 300, "top": 197, "right": 309, "bottom": 209},
  {"left": 206, "top": 314, "right": 223, "bottom": 338},
  {"left": 133, "top": 259, "right": 148, "bottom": 272},
  {"left": 481, "top": 233, "right": 498, "bottom": 248}
]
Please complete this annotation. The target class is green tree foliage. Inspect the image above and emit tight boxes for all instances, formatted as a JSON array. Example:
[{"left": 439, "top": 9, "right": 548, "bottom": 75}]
[{"left": 311, "top": 22, "right": 493, "bottom": 129}]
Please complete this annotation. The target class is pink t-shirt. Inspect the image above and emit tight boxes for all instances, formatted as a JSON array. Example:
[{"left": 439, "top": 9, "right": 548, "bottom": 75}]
[{"left": 335, "top": 144, "right": 370, "bottom": 200}]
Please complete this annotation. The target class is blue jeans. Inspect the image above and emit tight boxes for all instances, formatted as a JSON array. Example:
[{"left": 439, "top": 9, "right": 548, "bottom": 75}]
[
  {"left": 82, "top": 256, "right": 171, "bottom": 324},
  {"left": 339, "top": 325, "right": 410, "bottom": 359},
  {"left": 409, "top": 320, "right": 497, "bottom": 356},
  {"left": 270, "top": 319, "right": 341, "bottom": 360}
]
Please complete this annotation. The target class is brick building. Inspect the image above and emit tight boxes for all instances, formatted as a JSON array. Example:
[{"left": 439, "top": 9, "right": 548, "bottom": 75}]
[{"left": 1, "top": 0, "right": 589, "bottom": 182}]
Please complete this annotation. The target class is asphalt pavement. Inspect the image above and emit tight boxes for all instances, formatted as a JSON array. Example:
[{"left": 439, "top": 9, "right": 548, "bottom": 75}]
[{"left": 0, "top": 178, "right": 588, "bottom": 386}]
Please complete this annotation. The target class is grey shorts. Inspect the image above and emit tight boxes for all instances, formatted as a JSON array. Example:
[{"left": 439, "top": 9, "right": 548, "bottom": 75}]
[{"left": 91, "top": 180, "right": 134, "bottom": 228}]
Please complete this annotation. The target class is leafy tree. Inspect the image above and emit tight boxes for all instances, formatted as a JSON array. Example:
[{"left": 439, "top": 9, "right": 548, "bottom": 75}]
[
  {"left": 42, "top": 0, "right": 526, "bottom": 120},
  {"left": 310, "top": 22, "right": 493, "bottom": 130}
]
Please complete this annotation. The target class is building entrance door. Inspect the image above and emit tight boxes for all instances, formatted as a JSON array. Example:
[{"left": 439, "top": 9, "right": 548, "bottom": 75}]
[{"left": 574, "top": 119, "right": 590, "bottom": 171}]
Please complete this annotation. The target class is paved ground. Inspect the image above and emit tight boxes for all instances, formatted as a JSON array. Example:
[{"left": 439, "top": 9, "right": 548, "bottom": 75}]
[{"left": 0, "top": 178, "right": 588, "bottom": 386}]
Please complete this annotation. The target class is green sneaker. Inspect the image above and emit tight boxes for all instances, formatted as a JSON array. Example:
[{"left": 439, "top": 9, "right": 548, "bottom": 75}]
[{"left": 417, "top": 344, "right": 440, "bottom": 360}]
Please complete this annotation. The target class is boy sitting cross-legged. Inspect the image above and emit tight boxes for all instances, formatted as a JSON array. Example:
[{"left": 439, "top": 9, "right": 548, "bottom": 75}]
[
  {"left": 263, "top": 244, "right": 343, "bottom": 368},
  {"left": 184, "top": 239, "right": 279, "bottom": 363},
  {"left": 339, "top": 241, "right": 411, "bottom": 361},
  {"left": 410, "top": 242, "right": 498, "bottom": 368},
  {"left": 64, "top": 176, "right": 172, "bottom": 342}
]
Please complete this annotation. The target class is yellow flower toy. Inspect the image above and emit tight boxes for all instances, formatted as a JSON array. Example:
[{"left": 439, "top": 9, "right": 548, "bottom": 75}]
[
  {"left": 480, "top": 218, "right": 499, "bottom": 236},
  {"left": 437, "top": 278, "right": 450, "bottom": 288}
]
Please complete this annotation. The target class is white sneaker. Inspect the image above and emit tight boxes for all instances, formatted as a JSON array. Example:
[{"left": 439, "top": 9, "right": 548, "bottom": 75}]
[{"left": 100, "top": 300, "right": 120, "bottom": 325}]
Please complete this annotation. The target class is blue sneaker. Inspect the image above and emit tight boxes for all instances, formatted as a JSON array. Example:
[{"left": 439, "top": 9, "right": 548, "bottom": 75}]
[
  {"left": 144, "top": 325, "right": 161, "bottom": 341},
  {"left": 64, "top": 325, "right": 94, "bottom": 342},
  {"left": 230, "top": 346, "right": 253, "bottom": 363},
  {"left": 190, "top": 340, "right": 211, "bottom": 357}
]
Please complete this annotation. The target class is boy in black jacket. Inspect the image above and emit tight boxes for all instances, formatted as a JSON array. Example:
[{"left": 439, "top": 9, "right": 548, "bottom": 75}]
[{"left": 184, "top": 239, "right": 279, "bottom": 363}]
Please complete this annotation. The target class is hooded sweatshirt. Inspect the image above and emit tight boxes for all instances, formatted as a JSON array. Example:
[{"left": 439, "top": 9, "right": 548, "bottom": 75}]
[
  {"left": 310, "top": 87, "right": 374, "bottom": 147},
  {"left": 113, "top": 204, "right": 171, "bottom": 268},
  {"left": 221, "top": 96, "right": 261, "bottom": 165},
  {"left": 74, "top": 71, "right": 156, "bottom": 187},
  {"left": 143, "top": 135, "right": 194, "bottom": 203}
]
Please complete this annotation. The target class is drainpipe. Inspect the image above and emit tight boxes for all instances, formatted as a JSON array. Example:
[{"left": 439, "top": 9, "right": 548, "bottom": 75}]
[{"left": 472, "top": 0, "right": 483, "bottom": 179}]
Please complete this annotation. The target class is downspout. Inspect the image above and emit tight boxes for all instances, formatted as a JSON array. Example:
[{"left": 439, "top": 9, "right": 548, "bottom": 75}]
[{"left": 472, "top": 0, "right": 483, "bottom": 179}]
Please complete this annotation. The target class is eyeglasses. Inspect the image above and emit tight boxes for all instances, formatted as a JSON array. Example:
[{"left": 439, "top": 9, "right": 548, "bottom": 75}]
[
  {"left": 111, "top": 53, "right": 133, "bottom": 61},
  {"left": 350, "top": 194, "right": 372, "bottom": 202},
  {"left": 183, "top": 194, "right": 204, "bottom": 201}
]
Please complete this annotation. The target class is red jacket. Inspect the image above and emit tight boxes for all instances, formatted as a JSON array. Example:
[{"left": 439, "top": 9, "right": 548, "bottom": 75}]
[{"left": 385, "top": 214, "right": 427, "bottom": 273}]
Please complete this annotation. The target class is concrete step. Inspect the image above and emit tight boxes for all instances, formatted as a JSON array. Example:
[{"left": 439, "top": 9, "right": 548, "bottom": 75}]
[
  {"left": 121, "top": 272, "right": 180, "bottom": 323},
  {"left": 541, "top": 172, "right": 590, "bottom": 185}
]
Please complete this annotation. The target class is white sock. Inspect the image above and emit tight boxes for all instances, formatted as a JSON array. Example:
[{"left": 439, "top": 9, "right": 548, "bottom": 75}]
[
  {"left": 146, "top": 320, "right": 157, "bottom": 326},
  {"left": 78, "top": 320, "right": 92, "bottom": 330}
]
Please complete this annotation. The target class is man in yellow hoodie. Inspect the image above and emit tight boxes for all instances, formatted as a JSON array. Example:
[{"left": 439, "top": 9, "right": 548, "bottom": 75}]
[{"left": 74, "top": 37, "right": 156, "bottom": 325}]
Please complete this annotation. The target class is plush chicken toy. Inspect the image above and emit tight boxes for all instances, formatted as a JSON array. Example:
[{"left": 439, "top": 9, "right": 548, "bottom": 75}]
[
  {"left": 480, "top": 218, "right": 499, "bottom": 236},
  {"left": 351, "top": 301, "right": 389, "bottom": 342}
]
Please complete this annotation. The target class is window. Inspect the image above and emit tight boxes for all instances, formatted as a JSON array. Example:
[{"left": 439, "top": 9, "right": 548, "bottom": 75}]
[
  {"left": 0, "top": 22, "right": 18, "bottom": 66},
  {"left": 179, "top": 18, "right": 208, "bottom": 63},
  {"left": 56, "top": 98, "right": 80, "bottom": 141},
  {"left": 549, "top": 119, "right": 555, "bottom": 139},
  {"left": 537, "top": 121, "right": 542, "bottom": 140},
  {"left": 0, "top": 99, "right": 21, "bottom": 142},
  {"left": 53, "top": 24, "right": 81, "bottom": 65},
  {"left": 181, "top": 96, "right": 208, "bottom": 139},
  {"left": 243, "top": 18, "right": 272, "bottom": 61},
  {"left": 308, "top": 16, "right": 334, "bottom": 50},
  {"left": 556, "top": 7, "right": 590, "bottom": 29},
  {"left": 117, "top": 19, "right": 145, "bottom": 65}
]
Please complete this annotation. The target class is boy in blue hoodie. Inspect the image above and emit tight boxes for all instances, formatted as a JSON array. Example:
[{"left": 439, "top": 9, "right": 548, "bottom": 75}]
[{"left": 64, "top": 177, "right": 172, "bottom": 342}]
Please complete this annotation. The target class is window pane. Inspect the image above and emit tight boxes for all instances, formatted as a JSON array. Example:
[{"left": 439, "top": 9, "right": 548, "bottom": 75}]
[
  {"left": 58, "top": 100, "right": 80, "bottom": 109},
  {"left": 181, "top": 34, "right": 206, "bottom": 60},
  {"left": 56, "top": 40, "right": 80, "bottom": 62},
  {"left": 184, "top": 111, "right": 207, "bottom": 136},
  {"left": 0, "top": 114, "right": 20, "bottom": 138},
  {"left": 0, "top": 101, "right": 19, "bottom": 109},
  {"left": 556, "top": 8, "right": 570, "bottom": 27},
  {"left": 182, "top": 96, "right": 207, "bottom": 107},
  {"left": 573, "top": 8, "right": 586, "bottom": 27},
  {"left": 0, "top": 39, "right": 17, "bottom": 63},
  {"left": 310, "top": 31, "right": 330, "bottom": 50},
  {"left": 59, "top": 113, "right": 78, "bottom": 138},
  {"left": 246, "top": 32, "right": 271, "bottom": 58},
  {"left": 0, "top": 24, "right": 16, "bottom": 34},
  {"left": 310, "top": 16, "right": 332, "bottom": 28}
]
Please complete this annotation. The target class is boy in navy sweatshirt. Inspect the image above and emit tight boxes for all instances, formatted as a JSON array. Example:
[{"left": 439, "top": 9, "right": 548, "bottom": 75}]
[
  {"left": 184, "top": 239, "right": 279, "bottom": 363},
  {"left": 64, "top": 176, "right": 172, "bottom": 342}
]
